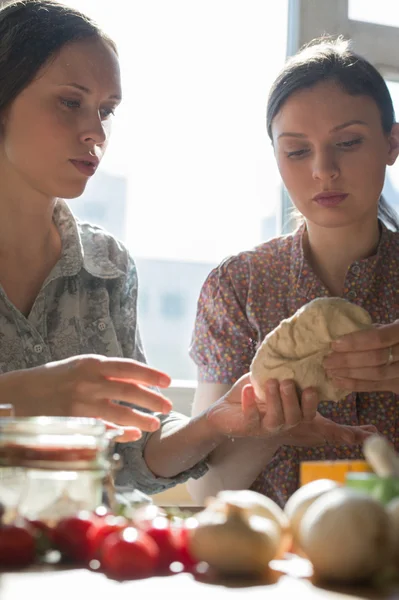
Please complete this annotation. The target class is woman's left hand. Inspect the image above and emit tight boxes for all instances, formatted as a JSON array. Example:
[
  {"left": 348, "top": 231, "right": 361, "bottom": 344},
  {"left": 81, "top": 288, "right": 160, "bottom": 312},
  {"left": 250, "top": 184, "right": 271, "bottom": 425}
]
[{"left": 324, "top": 320, "right": 399, "bottom": 394}]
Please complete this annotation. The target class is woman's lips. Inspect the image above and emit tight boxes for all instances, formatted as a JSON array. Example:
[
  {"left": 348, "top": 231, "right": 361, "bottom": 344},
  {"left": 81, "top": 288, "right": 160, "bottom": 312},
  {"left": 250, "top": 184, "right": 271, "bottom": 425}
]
[
  {"left": 313, "top": 193, "right": 348, "bottom": 207},
  {"left": 70, "top": 159, "right": 97, "bottom": 177}
]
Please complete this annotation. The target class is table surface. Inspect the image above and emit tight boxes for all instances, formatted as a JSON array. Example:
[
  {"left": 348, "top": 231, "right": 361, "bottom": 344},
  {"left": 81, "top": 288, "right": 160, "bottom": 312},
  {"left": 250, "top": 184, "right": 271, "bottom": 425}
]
[{"left": 1, "top": 554, "right": 399, "bottom": 600}]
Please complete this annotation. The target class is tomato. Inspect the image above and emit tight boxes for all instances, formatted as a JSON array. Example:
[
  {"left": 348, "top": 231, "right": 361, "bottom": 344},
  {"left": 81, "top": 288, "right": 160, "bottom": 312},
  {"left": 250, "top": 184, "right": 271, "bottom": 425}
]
[
  {"left": 143, "top": 516, "right": 181, "bottom": 571},
  {"left": 53, "top": 513, "right": 98, "bottom": 563},
  {"left": 0, "top": 525, "right": 36, "bottom": 567},
  {"left": 88, "top": 515, "right": 127, "bottom": 559},
  {"left": 101, "top": 527, "right": 159, "bottom": 580}
]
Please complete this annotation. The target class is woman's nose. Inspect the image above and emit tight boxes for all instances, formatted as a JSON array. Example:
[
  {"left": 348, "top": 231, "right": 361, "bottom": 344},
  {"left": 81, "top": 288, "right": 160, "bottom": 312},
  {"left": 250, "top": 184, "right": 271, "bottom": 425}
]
[
  {"left": 312, "top": 149, "right": 340, "bottom": 181},
  {"left": 79, "top": 115, "right": 107, "bottom": 147}
]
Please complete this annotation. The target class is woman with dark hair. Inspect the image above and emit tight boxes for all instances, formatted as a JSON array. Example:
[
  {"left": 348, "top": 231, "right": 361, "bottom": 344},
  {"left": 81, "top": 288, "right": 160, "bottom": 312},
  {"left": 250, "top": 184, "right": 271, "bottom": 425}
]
[
  {"left": 187, "top": 37, "right": 399, "bottom": 506},
  {"left": 0, "top": 0, "right": 215, "bottom": 495}
]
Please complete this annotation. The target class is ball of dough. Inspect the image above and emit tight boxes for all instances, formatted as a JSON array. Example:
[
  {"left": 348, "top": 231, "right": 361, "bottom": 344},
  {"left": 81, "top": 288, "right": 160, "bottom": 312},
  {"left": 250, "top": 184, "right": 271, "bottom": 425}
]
[{"left": 250, "top": 298, "right": 372, "bottom": 403}]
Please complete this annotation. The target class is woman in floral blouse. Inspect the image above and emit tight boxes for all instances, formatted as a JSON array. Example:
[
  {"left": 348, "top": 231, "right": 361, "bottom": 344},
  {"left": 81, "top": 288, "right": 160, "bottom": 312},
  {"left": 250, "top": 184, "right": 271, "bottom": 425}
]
[{"left": 188, "top": 36, "right": 399, "bottom": 506}]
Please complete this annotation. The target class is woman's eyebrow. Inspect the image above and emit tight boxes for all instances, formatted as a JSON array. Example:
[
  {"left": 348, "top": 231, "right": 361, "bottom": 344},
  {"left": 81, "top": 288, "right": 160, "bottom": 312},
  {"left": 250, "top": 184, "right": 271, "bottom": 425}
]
[
  {"left": 58, "top": 82, "right": 121, "bottom": 101},
  {"left": 278, "top": 119, "right": 368, "bottom": 140},
  {"left": 330, "top": 119, "right": 368, "bottom": 132}
]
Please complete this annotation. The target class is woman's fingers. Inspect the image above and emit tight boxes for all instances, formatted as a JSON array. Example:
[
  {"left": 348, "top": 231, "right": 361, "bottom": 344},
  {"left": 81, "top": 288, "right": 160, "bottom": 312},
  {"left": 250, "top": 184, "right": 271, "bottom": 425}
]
[
  {"left": 327, "top": 363, "right": 398, "bottom": 382},
  {"left": 331, "top": 321, "right": 399, "bottom": 352},
  {"left": 264, "top": 379, "right": 285, "bottom": 430},
  {"left": 98, "top": 357, "right": 171, "bottom": 388},
  {"left": 316, "top": 420, "right": 373, "bottom": 446},
  {"left": 241, "top": 385, "right": 261, "bottom": 432},
  {"left": 279, "top": 380, "right": 302, "bottom": 426},
  {"left": 92, "top": 379, "right": 172, "bottom": 414},
  {"left": 324, "top": 347, "right": 397, "bottom": 370},
  {"left": 87, "top": 400, "right": 161, "bottom": 433},
  {"left": 103, "top": 421, "right": 143, "bottom": 442},
  {"left": 330, "top": 375, "right": 399, "bottom": 393},
  {"left": 301, "top": 388, "right": 319, "bottom": 421}
]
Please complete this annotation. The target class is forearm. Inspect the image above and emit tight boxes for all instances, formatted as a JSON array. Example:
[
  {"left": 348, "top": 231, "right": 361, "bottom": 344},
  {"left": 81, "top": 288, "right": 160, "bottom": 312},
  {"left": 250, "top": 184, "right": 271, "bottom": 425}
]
[
  {"left": 143, "top": 411, "right": 225, "bottom": 478},
  {"left": 187, "top": 436, "right": 280, "bottom": 504}
]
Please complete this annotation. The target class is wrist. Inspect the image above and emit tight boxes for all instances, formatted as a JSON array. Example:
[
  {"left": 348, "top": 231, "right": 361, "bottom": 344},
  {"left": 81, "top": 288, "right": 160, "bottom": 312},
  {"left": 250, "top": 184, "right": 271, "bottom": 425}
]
[{"left": 195, "top": 409, "right": 227, "bottom": 447}]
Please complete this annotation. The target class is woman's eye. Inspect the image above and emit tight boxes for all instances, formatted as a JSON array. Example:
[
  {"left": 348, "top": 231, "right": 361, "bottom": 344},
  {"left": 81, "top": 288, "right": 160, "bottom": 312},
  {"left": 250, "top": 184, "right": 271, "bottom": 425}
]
[
  {"left": 286, "top": 148, "right": 309, "bottom": 158},
  {"left": 61, "top": 98, "right": 80, "bottom": 109},
  {"left": 100, "top": 107, "right": 116, "bottom": 119},
  {"left": 337, "top": 138, "right": 363, "bottom": 149}
]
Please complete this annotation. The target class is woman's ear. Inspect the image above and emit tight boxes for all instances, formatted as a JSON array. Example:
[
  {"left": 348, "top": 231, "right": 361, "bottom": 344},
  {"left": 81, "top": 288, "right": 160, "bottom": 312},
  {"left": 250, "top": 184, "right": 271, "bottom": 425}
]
[{"left": 387, "top": 123, "right": 399, "bottom": 166}]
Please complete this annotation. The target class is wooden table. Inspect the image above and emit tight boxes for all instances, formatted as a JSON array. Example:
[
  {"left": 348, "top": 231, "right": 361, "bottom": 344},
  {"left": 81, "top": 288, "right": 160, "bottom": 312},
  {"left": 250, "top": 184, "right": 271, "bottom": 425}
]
[{"left": 1, "top": 554, "right": 399, "bottom": 600}]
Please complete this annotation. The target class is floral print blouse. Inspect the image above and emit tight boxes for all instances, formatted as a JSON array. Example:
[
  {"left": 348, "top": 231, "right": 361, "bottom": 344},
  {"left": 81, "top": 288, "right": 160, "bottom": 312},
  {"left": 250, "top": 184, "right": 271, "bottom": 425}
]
[{"left": 190, "top": 221, "right": 399, "bottom": 506}]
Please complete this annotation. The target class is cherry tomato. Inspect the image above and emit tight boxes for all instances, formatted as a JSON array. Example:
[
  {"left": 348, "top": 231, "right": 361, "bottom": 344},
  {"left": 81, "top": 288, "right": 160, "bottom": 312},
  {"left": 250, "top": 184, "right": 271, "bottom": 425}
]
[
  {"left": 143, "top": 516, "right": 181, "bottom": 571},
  {"left": 88, "top": 515, "right": 127, "bottom": 559},
  {"left": 53, "top": 513, "right": 98, "bottom": 563},
  {"left": 101, "top": 527, "right": 159, "bottom": 580},
  {"left": 0, "top": 524, "right": 36, "bottom": 567}
]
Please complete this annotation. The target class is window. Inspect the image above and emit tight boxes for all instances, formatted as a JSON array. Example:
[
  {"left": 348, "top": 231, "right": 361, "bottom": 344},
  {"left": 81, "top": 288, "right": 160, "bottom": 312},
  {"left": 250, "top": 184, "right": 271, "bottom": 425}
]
[
  {"left": 348, "top": 0, "right": 399, "bottom": 28},
  {"left": 60, "top": 0, "right": 289, "bottom": 382},
  {"left": 161, "top": 294, "right": 185, "bottom": 319}
]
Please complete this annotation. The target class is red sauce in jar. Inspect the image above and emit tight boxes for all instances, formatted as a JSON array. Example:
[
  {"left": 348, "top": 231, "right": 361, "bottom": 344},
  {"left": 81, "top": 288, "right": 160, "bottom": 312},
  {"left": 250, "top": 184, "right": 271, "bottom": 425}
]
[{"left": 0, "top": 443, "right": 99, "bottom": 466}]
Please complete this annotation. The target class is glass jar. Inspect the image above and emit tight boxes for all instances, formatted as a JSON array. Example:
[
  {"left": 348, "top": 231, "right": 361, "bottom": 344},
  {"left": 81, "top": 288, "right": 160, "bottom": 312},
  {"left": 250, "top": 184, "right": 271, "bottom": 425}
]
[{"left": 0, "top": 417, "right": 122, "bottom": 523}]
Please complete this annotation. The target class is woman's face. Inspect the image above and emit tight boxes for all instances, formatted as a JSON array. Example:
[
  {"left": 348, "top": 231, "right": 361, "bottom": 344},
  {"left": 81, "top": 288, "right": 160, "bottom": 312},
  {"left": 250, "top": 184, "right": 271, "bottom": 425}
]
[
  {"left": 271, "top": 80, "right": 399, "bottom": 230},
  {"left": 0, "top": 37, "right": 121, "bottom": 200}
]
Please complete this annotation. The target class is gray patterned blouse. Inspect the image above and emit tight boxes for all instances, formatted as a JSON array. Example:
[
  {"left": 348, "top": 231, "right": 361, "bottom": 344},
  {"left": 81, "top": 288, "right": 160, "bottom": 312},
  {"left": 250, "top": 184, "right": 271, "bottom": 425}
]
[{"left": 0, "top": 199, "right": 207, "bottom": 494}]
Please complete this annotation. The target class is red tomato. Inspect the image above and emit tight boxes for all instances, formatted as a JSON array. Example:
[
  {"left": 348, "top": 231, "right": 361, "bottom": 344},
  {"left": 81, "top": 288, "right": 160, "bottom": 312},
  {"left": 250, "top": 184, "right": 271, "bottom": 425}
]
[
  {"left": 88, "top": 515, "right": 127, "bottom": 559},
  {"left": 53, "top": 513, "right": 98, "bottom": 563},
  {"left": 143, "top": 516, "right": 181, "bottom": 571},
  {"left": 101, "top": 527, "right": 159, "bottom": 580},
  {"left": 0, "top": 525, "right": 36, "bottom": 567}
]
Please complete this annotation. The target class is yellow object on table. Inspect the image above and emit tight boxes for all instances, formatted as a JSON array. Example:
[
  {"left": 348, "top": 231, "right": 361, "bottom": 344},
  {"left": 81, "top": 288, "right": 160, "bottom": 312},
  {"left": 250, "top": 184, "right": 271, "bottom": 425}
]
[{"left": 300, "top": 460, "right": 373, "bottom": 486}]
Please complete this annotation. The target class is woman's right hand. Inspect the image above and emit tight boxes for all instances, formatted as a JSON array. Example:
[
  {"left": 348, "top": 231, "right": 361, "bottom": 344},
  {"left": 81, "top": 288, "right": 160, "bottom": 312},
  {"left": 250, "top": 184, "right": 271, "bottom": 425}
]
[
  {"left": 206, "top": 375, "right": 376, "bottom": 446},
  {"left": 1, "top": 355, "right": 172, "bottom": 441}
]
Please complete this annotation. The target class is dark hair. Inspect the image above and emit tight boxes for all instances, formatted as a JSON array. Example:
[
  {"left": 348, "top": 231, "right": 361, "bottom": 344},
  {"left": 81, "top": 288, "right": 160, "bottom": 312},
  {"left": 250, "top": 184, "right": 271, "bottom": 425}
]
[
  {"left": 267, "top": 36, "right": 399, "bottom": 231},
  {"left": 0, "top": 0, "right": 117, "bottom": 113}
]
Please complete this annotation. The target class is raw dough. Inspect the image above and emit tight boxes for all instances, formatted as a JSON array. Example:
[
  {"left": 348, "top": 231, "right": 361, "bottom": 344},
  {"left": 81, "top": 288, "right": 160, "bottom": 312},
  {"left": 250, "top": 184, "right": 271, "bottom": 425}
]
[{"left": 250, "top": 298, "right": 372, "bottom": 403}]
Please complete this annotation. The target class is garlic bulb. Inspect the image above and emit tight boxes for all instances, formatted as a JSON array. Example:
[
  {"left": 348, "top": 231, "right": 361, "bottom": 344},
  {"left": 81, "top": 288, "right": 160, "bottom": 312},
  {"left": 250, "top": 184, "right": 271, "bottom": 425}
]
[
  {"left": 299, "top": 488, "right": 392, "bottom": 583},
  {"left": 189, "top": 502, "right": 279, "bottom": 576},
  {"left": 206, "top": 489, "right": 290, "bottom": 557},
  {"left": 284, "top": 479, "right": 339, "bottom": 547}
]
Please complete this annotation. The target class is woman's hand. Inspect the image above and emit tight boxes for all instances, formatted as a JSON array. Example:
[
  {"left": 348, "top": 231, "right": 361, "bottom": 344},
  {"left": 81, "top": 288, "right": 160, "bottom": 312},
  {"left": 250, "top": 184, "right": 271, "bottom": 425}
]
[
  {"left": 324, "top": 320, "right": 399, "bottom": 394},
  {"left": 2, "top": 355, "right": 172, "bottom": 441},
  {"left": 206, "top": 375, "right": 376, "bottom": 446}
]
